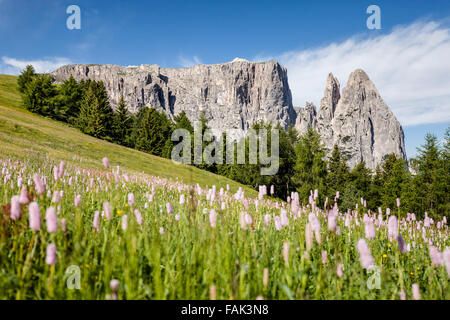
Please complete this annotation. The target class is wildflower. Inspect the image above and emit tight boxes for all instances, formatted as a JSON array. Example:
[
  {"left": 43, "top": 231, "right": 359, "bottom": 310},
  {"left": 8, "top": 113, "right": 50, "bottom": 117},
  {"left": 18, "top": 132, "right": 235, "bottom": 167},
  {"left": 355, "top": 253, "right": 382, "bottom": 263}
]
[
  {"left": 159, "top": 227, "right": 164, "bottom": 235},
  {"left": 166, "top": 202, "right": 173, "bottom": 214},
  {"left": 280, "top": 209, "right": 288, "bottom": 226},
  {"left": 29, "top": 202, "right": 41, "bottom": 231},
  {"left": 365, "top": 220, "right": 376, "bottom": 239},
  {"left": 46, "top": 243, "right": 57, "bottom": 265},
  {"left": 443, "top": 247, "right": 450, "bottom": 277},
  {"left": 357, "top": 239, "right": 374, "bottom": 269},
  {"left": 93, "top": 211, "right": 100, "bottom": 231},
  {"left": 209, "top": 209, "right": 217, "bottom": 228},
  {"left": 282, "top": 242, "right": 290, "bottom": 264},
  {"left": 263, "top": 268, "right": 269, "bottom": 287},
  {"left": 61, "top": 218, "right": 67, "bottom": 232},
  {"left": 337, "top": 264, "right": 343, "bottom": 278},
  {"left": 33, "top": 174, "right": 44, "bottom": 195},
  {"left": 117, "top": 210, "right": 123, "bottom": 215},
  {"left": 388, "top": 216, "right": 398, "bottom": 240},
  {"left": 209, "top": 285, "right": 216, "bottom": 300},
  {"left": 322, "top": 251, "right": 327, "bottom": 264},
  {"left": 397, "top": 235, "right": 407, "bottom": 253},
  {"left": 179, "top": 194, "right": 185, "bottom": 205},
  {"left": 51, "top": 190, "right": 60, "bottom": 203},
  {"left": 10, "top": 195, "right": 20, "bottom": 220},
  {"left": 270, "top": 185, "right": 274, "bottom": 195},
  {"left": 74, "top": 194, "right": 81, "bottom": 208},
  {"left": 256, "top": 295, "right": 264, "bottom": 300},
  {"left": 305, "top": 223, "right": 313, "bottom": 251},
  {"left": 383, "top": 254, "right": 388, "bottom": 258},
  {"left": 19, "top": 186, "right": 29, "bottom": 204},
  {"left": 274, "top": 216, "right": 282, "bottom": 231},
  {"left": 102, "top": 157, "right": 110, "bottom": 169},
  {"left": 110, "top": 279, "right": 120, "bottom": 292},
  {"left": 400, "top": 289, "right": 406, "bottom": 300},
  {"left": 46, "top": 207, "right": 58, "bottom": 233},
  {"left": 175, "top": 214, "right": 180, "bottom": 221},
  {"left": 127, "top": 193, "right": 135, "bottom": 207},
  {"left": 328, "top": 213, "right": 337, "bottom": 232},
  {"left": 412, "top": 283, "right": 420, "bottom": 300},
  {"left": 103, "top": 202, "right": 112, "bottom": 220},
  {"left": 429, "top": 246, "right": 443, "bottom": 266},
  {"left": 396, "top": 198, "right": 400, "bottom": 208},
  {"left": 264, "top": 214, "right": 271, "bottom": 228},
  {"left": 121, "top": 215, "right": 128, "bottom": 231},
  {"left": 244, "top": 213, "right": 253, "bottom": 226}
]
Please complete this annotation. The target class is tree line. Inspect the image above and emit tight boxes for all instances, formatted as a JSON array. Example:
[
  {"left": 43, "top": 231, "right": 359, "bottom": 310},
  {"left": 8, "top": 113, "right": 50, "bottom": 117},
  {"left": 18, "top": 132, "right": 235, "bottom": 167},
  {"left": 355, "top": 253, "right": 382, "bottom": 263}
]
[{"left": 18, "top": 66, "right": 449, "bottom": 218}]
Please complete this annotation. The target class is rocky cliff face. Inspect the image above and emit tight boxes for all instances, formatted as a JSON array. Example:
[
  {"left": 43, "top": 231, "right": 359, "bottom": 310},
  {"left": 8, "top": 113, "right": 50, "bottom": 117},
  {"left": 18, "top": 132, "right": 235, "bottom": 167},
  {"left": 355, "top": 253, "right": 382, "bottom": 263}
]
[
  {"left": 294, "top": 69, "right": 406, "bottom": 170},
  {"left": 51, "top": 61, "right": 406, "bottom": 170},
  {"left": 51, "top": 59, "right": 296, "bottom": 132}
]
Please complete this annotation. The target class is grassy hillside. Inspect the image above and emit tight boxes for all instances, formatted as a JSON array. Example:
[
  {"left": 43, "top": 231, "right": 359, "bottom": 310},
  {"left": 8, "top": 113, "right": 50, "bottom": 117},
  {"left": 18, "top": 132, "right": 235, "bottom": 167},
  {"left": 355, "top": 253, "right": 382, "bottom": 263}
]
[{"left": 0, "top": 74, "right": 257, "bottom": 197}]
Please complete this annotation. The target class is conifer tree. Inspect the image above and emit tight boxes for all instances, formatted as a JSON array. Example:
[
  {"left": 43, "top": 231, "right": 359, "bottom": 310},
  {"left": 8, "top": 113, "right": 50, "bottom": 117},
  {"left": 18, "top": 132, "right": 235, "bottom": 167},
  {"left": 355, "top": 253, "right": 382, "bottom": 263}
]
[
  {"left": 113, "top": 95, "right": 132, "bottom": 145},
  {"left": 17, "top": 65, "right": 36, "bottom": 93}
]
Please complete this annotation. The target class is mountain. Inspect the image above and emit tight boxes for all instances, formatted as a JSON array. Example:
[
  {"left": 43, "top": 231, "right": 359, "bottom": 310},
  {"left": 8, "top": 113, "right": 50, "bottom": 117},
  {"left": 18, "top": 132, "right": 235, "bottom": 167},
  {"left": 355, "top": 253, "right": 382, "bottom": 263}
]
[
  {"left": 51, "top": 59, "right": 296, "bottom": 132},
  {"left": 51, "top": 61, "right": 406, "bottom": 170},
  {"left": 295, "top": 69, "right": 407, "bottom": 170}
]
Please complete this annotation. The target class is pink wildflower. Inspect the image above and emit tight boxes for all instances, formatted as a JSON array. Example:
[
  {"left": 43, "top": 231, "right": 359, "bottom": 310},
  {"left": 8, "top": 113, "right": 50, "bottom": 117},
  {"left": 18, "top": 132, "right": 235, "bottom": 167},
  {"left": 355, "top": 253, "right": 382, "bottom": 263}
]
[
  {"left": 46, "top": 207, "right": 58, "bottom": 233},
  {"left": 357, "top": 239, "right": 374, "bottom": 269},
  {"left": 46, "top": 243, "right": 57, "bottom": 265},
  {"left": 28, "top": 202, "right": 41, "bottom": 231},
  {"left": 10, "top": 195, "right": 20, "bottom": 220}
]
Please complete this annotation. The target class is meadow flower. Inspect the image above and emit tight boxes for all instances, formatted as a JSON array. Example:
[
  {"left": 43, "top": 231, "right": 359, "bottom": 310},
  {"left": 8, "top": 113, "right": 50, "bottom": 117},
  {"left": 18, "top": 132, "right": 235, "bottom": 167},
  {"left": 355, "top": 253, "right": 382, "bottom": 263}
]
[
  {"left": 110, "top": 279, "right": 120, "bottom": 292},
  {"left": 337, "top": 263, "right": 343, "bottom": 278},
  {"left": 322, "top": 251, "right": 327, "bottom": 264},
  {"left": 28, "top": 202, "right": 41, "bottom": 231},
  {"left": 263, "top": 268, "right": 269, "bottom": 287},
  {"left": 60, "top": 218, "right": 66, "bottom": 232},
  {"left": 328, "top": 213, "right": 337, "bottom": 232},
  {"left": 305, "top": 223, "right": 313, "bottom": 251},
  {"left": 264, "top": 214, "right": 271, "bottom": 228},
  {"left": 397, "top": 235, "right": 407, "bottom": 253},
  {"left": 159, "top": 227, "right": 164, "bottom": 235},
  {"left": 102, "top": 157, "right": 110, "bottom": 169},
  {"left": 175, "top": 214, "right": 180, "bottom": 221},
  {"left": 443, "top": 247, "right": 450, "bottom": 277},
  {"left": 179, "top": 194, "right": 185, "bottom": 205},
  {"left": 412, "top": 283, "right": 420, "bottom": 300},
  {"left": 280, "top": 209, "right": 288, "bottom": 226},
  {"left": 244, "top": 213, "right": 253, "bottom": 226},
  {"left": 51, "top": 190, "right": 61, "bottom": 203},
  {"left": 19, "top": 186, "right": 29, "bottom": 204},
  {"left": 429, "top": 246, "right": 443, "bottom": 266},
  {"left": 357, "top": 239, "right": 374, "bottom": 269},
  {"left": 33, "top": 174, "right": 44, "bottom": 195},
  {"left": 46, "top": 207, "right": 58, "bottom": 233},
  {"left": 209, "top": 285, "right": 216, "bottom": 300},
  {"left": 283, "top": 242, "right": 290, "bottom": 264},
  {"left": 270, "top": 185, "right": 274, "bottom": 195},
  {"left": 209, "top": 209, "right": 217, "bottom": 227},
  {"left": 166, "top": 202, "right": 173, "bottom": 214},
  {"left": 274, "top": 216, "right": 282, "bottom": 231},
  {"left": 46, "top": 243, "right": 57, "bottom": 265},
  {"left": 103, "top": 202, "right": 112, "bottom": 220},
  {"left": 388, "top": 216, "right": 398, "bottom": 240},
  {"left": 400, "top": 289, "right": 406, "bottom": 300},
  {"left": 93, "top": 211, "right": 100, "bottom": 231},
  {"left": 365, "top": 220, "right": 376, "bottom": 239},
  {"left": 10, "top": 195, "right": 20, "bottom": 220},
  {"left": 134, "top": 209, "right": 143, "bottom": 225},
  {"left": 74, "top": 194, "right": 81, "bottom": 208},
  {"left": 121, "top": 215, "right": 128, "bottom": 231},
  {"left": 127, "top": 193, "right": 135, "bottom": 207}
]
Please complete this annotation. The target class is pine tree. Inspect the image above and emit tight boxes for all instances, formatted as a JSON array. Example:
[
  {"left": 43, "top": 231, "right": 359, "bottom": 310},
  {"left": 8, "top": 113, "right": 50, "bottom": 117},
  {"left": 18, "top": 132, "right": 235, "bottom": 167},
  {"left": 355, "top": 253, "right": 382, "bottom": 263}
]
[
  {"left": 55, "top": 76, "right": 82, "bottom": 123},
  {"left": 113, "top": 95, "right": 132, "bottom": 145},
  {"left": 293, "top": 128, "right": 328, "bottom": 204},
  {"left": 326, "top": 144, "right": 349, "bottom": 203},
  {"left": 22, "top": 74, "right": 57, "bottom": 116},
  {"left": 17, "top": 65, "right": 35, "bottom": 93}
]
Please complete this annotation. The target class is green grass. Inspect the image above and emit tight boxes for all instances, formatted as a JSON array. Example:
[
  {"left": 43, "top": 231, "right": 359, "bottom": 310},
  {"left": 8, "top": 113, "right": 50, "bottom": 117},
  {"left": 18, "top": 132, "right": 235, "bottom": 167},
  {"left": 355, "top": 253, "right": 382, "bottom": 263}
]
[{"left": 0, "top": 74, "right": 256, "bottom": 197}]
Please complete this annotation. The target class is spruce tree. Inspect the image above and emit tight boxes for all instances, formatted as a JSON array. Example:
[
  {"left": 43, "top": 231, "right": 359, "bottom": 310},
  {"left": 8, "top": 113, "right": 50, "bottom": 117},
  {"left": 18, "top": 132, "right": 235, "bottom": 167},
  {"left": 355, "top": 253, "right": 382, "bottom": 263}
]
[
  {"left": 293, "top": 128, "right": 328, "bottom": 204},
  {"left": 17, "top": 65, "right": 36, "bottom": 93},
  {"left": 22, "top": 74, "right": 57, "bottom": 116},
  {"left": 113, "top": 95, "right": 132, "bottom": 145}
]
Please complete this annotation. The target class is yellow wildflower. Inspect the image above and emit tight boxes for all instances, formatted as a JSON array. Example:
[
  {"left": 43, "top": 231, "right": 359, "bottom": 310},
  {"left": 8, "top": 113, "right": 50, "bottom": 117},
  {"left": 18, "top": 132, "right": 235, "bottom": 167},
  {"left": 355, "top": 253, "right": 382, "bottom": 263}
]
[
  {"left": 117, "top": 210, "right": 123, "bottom": 215},
  {"left": 383, "top": 254, "right": 388, "bottom": 258}
]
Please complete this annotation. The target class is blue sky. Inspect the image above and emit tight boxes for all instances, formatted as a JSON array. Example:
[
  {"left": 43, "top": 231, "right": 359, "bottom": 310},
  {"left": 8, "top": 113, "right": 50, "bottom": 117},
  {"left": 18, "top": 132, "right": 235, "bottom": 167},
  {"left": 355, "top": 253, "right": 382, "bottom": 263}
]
[{"left": 1, "top": 0, "right": 449, "bottom": 157}]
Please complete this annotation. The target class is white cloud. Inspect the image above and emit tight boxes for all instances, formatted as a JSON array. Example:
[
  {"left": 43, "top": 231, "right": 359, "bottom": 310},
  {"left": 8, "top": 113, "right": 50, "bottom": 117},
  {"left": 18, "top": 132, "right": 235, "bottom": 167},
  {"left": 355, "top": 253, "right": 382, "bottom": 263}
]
[
  {"left": 178, "top": 55, "right": 202, "bottom": 68},
  {"left": 0, "top": 56, "right": 72, "bottom": 75},
  {"left": 256, "top": 21, "right": 450, "bottom": 127}
]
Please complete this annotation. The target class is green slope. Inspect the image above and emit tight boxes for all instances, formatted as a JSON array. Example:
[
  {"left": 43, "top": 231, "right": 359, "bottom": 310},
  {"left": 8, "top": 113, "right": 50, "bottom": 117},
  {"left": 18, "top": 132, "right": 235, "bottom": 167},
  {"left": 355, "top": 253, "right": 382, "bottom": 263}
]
[{"left": 0, "top": 74, "right": 257, "bottom": 197}]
